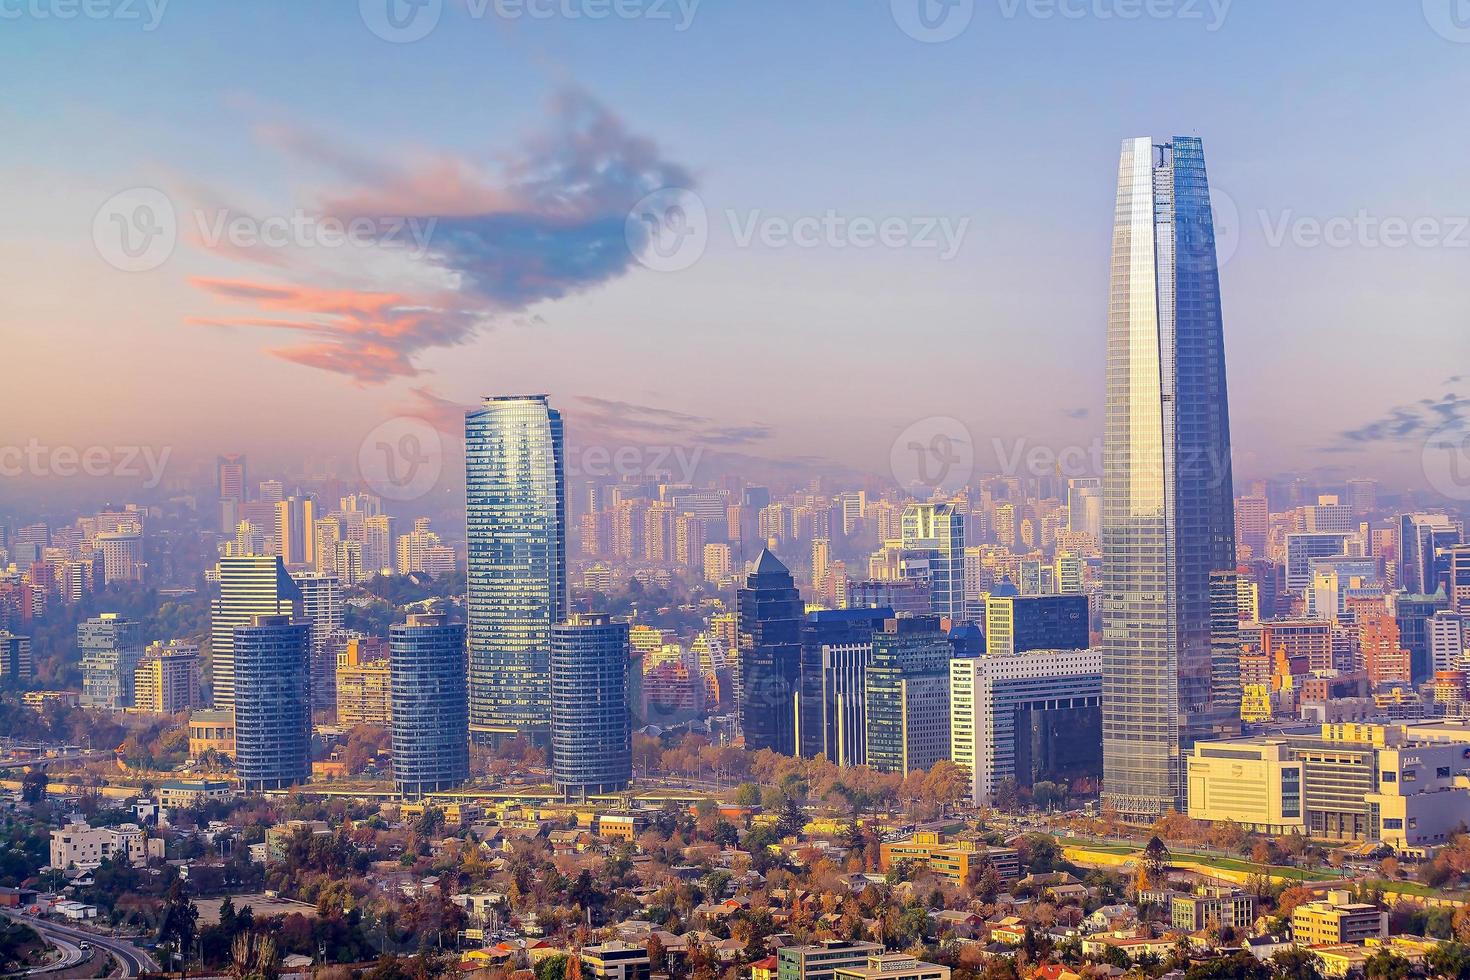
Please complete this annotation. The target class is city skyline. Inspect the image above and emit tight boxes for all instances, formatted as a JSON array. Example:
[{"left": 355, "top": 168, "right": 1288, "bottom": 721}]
[{"left": 5, "top": 9, "right": 1470, "bottom": 976}]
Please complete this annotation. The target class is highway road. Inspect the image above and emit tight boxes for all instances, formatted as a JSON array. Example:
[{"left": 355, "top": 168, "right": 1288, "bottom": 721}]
[
  {"left": 2, "top": 910, "right": 160, "bottom": 977},
  {"left": 16, "top": 924, "right": 83, "bottom": 976}
]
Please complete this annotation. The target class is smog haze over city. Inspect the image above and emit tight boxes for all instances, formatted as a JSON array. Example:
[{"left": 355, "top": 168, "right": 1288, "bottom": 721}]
[{"left": 1, "top": 4, "right": 1469, "bottom": 979}]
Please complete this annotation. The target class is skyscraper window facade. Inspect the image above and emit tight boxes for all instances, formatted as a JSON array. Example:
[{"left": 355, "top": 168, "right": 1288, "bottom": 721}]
[
  {"left": 550, "top": 613, "right": 632, "bottom": 799},
  {"left": 210, "top": 554, "right": 300, "bottom": 710},
  {"left": 233, "top": 614, "right": 311, "bottom": 791},
  {"left": 390, "top": 613, "right": 469, "bottom": 798},
  {"left": 1101, "top": 136, "right": 1238, "bottom": 821},
  {"left": 737, "top": 550, "right": 803, "bottom": 754},
  {"left": 465, "top": 395, "right": 567, "bottom": 749}
]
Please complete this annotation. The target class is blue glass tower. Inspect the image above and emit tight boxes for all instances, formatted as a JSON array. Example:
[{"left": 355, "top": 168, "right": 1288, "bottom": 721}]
[
  {"left": 737, "top": 550, "right": 803, "bottom": 754},
  {"left": 465, "top": 395, "right": 567, "bottom": 749},
  {"left": 390, "top": 613, "right": 469, "bottom": 798},
  {"left": 550, "top": 613, "right": 632, "bottom": 799},
  {"left": 233, "top": 614, "right": 312, "bottom": 791},
  {"left": 1101, "top": 137, "right": 1238, "bottom": 820}
]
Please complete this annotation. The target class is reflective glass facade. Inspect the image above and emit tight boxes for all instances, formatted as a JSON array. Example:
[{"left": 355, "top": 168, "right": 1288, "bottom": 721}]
[
  {"left": 1102, "top": 137, "right": 1237, "bottom": 820},
  {"left": 550, "top": 613, "right": 632, "bottom": 798},
  {"left": 465, "top": 395, "right": 567, "bottom": 747},
  {"left": 233, "top": 614, "right": 311, "bottom": 791},
  {"left": 390, "top": 613, "right": 469, "bottom": 798},
  {"left": 737, "top": 550, "right": 803, "bottom": 754}
]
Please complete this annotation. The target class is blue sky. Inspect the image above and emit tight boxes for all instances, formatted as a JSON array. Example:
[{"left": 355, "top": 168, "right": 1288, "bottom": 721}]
[{"left": 4, "top": 0, "right": 1468, "bottom": 494}]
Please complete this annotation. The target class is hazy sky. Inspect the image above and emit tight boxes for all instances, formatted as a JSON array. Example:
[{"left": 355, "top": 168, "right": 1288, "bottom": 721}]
[{"left": 4, "top": 0, "right": 1468, "bottom": 498}]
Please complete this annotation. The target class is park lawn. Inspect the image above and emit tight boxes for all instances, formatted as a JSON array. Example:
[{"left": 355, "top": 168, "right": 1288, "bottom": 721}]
[
  {"left": 1364, "top": 878, "right": 1470, "bottom": 900},
  {"left": 1170, "top": 851, "right": 1338, "bottom": 881},
  {"left": 1074, "top": 844, "right": 1137, "bottom": 855},
  {"left": 1065, "top": 840, "right": 1338, "bottom": 881}
]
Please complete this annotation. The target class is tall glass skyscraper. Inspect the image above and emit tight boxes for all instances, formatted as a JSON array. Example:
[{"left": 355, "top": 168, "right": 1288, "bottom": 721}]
[
  {"left": 210, "top": 554, "right": 300, "bottom": 710},
  {"left": 390, "top": 613, "right": 469, "bottom": 798},
  {"left": 550, "top": 613, "right": 632, "bottom": 799},
  {"left": 900, "top": 503, "right": 966, "bottom": 621},
  {"left": 465, "top": 395, "right": 567, "bottom": 748},
  {"left": 1102, "top": 136, "right": 1238, "bottom": 821},
  {"left": 736, "top": 549, "right": 803, "bottom": 754},
  {"left": 233, "top": 614, "right": 312, "bottom": 791}
]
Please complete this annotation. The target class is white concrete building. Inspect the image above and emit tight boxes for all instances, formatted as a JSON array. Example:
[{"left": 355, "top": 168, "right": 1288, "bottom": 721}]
[
  {"left": 949, "top": 648, "right": 1101, "bottom": 804},
  {"left": 49, "top": 820, "right": 147, "bottom": 870}
]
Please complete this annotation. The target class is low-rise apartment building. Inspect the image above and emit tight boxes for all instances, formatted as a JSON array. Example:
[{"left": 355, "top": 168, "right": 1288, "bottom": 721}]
[
  {"left": 1292, "top": 890, "right": 1388, "bottom": 945},
  {"left": 49, "top": 820, "right": 147, "bottom": 870}
]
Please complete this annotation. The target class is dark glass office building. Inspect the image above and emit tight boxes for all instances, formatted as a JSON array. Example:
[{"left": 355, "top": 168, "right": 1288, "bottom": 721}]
[
  {"left": 864, "top": 615, "right": 950, "bottom": 775},
  {"left": 390, "top": 613, "right": 469, "bottom": 798},
  {"left": 1102, "top": 136, "right": 1238, "bottom": 820},
  {"left": 984, "top": 583, "right": 1090, "bottom": 656},
  {"left": 1397, "top": 592, "right": 1451, "bottom": 685},
  {"left": 550, "top": 613, "right": 632, "bottom": 799},
  {"left": 465, "top": 395, "right": 567, "bottom": 749},
  {"left": 737, "top": 550, "right": 803, "bottom": 754},
  {"left": 796, "top": 606, "right": 893, "bottom": 764},
  {"left": 233, "top": 614, "right": 311, "bottom": 791}
]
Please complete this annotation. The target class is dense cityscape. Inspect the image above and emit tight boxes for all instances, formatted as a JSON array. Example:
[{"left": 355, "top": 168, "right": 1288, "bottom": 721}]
[{"left": 6, "top": 4, "right": 1470, "bottom": 980}]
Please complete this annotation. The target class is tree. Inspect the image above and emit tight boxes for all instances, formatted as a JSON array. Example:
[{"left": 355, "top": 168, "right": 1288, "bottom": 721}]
[
  {"left": 734, "top": 783, "right": 761, "bottom": 807},
  {"left": 777, "top": 796, "right": 806, "bottom": 838},
  {"left": 921, "top": 761, "right": 970, "bottom": 814},
  {"left": 1031, "top": 780, "right": 1067, "bottom": 812},
  {"left": 228, "top": 932, "right": 280, "bottom": 980},
  {"left": 536, "top": 953, "right": 571, "bottom": 980},
  {"left": 1276, "top": 885, "right": 1317, "bottom": 917},
  {"left": 1425, "top": 941, "right": 1470, "bottom": 979},
  {"left": 21, "top": 768, "right": 46, "bottom": 804},
  {"left": 158, "top": 884, "right": 199, "bottom": 969},
  {"left": 992, "top": 778, "right": 1021, "bottom": 811},
  {"left": 1182, "top": 951, "right": 1271, "bottom": 980},
  {"left": 1362, "top": 949, "right": 1411, "bottom": 980},
  {"left": 1454, "top": 904, "right": 1470, "bottom": 944},
  {"left": 1271, "top": 947, "right": 1323, "bottom": 980}
]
